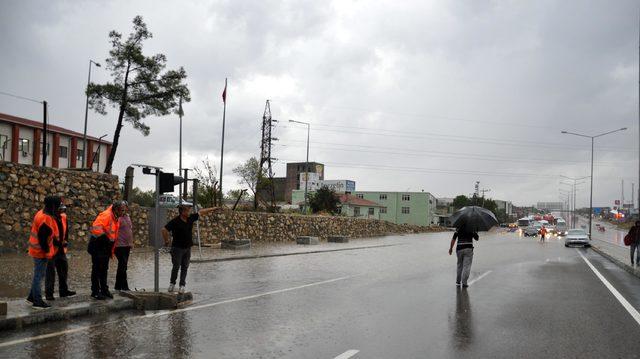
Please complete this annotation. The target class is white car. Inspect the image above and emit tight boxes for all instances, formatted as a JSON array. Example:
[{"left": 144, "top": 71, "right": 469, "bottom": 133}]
[
  {"left": 564, "top": 229, "right": 590, "bottom": 248},
  {"left": 159, "top": 194, "right": 193, "bottom": 208}
]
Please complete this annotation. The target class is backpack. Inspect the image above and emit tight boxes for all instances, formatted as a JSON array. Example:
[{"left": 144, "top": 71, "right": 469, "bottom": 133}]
[{"left": 624, "top": 234, "right": 633, "bottom": 246}]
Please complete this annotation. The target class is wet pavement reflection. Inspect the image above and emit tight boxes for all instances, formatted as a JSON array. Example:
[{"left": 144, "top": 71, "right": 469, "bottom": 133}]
[{"left": 450, "top": 287, "right": 474, "bottom": 351}]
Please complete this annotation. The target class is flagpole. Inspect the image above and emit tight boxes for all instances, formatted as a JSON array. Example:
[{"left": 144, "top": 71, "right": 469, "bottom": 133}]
[
  {"left": 219, "top": 78, "right": 227, "bottom": 206},
  {"left": 178, "top": 96, "right": 183, "bottom": 205}
]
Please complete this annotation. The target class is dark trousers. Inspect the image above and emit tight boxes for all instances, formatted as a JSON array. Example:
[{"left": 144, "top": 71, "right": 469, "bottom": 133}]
[
  {"left": 45, "top": 253, "right": 69, "bottom": 297},
  {"left": 114, "top": 246, "right": 131, "bottom": 290},
  {"left": 631, "top": 243, "right": 639, "bottom": 264},
  {"left": 91, "top": 254, "right": 110, "bottom": 294},
  {"left": 170, "top": 247, "right": 191, "bottom": 287}
]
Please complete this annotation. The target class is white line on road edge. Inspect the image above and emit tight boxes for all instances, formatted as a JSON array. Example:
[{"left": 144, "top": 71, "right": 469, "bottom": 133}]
[
  {"left": 577, "top": 250, "right": 640, "bottom": 326},
  {"left": 468, "top": 270, "right": 492, "bottom": 286},
  {"left": 0, "top": 275, "right": 356, "bottom": 349},
  {"left": 334, "top": 349, "right": 360, "bottom": 359}
]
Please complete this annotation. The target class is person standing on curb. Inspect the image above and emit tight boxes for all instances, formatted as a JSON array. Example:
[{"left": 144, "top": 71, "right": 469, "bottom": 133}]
[
  {"left": 88, "top": 201, "right": 125, "bottom": 300},
  {"left": 27, "top": 196, "right": 61, "bottom": 309},
  {"left": 45, "top": 202, "right": 76, "bottom": 300},
  {"left": 627, "top": 220, "right": 640, "bottom": 266},
  {"left": 448, "top": 225, "right": 479, "bottom": 288},
  {"left": 114, "top": 201, "right": 133, "bottom": 291},
  {"left": 162, "top": 204, "right": 219, "bottom": 294}
]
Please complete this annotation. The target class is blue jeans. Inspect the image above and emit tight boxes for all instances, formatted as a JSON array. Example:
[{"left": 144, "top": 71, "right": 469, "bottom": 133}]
[{"left": 30, "top": 258, "right": 48, "bottom": 302}]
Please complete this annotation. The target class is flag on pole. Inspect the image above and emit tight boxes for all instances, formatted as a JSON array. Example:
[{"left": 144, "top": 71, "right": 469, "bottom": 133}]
[{"left": 222, "top": 80, "right": 227, "bottom": 103}]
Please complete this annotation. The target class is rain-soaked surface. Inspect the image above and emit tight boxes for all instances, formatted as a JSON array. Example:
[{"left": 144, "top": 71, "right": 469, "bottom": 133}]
[{"left": 2, "top": 231, "right": 640, "bottom": 358}]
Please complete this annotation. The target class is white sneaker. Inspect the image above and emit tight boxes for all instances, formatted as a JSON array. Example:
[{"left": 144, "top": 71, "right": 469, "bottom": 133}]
[
  {"left": 168, "top": 284, "right": 175, "bottom": 293},
  {"left": 178, "top": 286, "right": 185, "bottom": 294}
]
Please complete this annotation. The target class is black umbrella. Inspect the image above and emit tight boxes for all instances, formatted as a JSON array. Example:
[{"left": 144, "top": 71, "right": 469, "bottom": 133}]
[{"left": 449, "top": 206, "right": 498, "bottom": 232}]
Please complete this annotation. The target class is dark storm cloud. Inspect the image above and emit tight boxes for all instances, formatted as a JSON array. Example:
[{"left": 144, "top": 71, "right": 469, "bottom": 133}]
[{"left": 0, "top": 0, "right": 637, "bottom": 206}]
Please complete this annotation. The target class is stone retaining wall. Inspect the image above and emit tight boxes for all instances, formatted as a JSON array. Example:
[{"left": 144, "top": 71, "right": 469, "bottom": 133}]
[
  {"left": 0, "top": 161, "right": 120, "bottom": 250},
  {"left": 0, "top": 161, "right": 442, "bottom": 251}
]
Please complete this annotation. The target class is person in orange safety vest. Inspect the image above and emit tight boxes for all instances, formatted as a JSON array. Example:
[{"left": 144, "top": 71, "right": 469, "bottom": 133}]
[
  {"left": 88, "top": 201, "right": 126, "bottom": 300},
  {"left": 27, "top": 196, "right": 62, "bottom": 309},
  {"left": 44, "top": 202, "right": 76, "bottom": 300}
]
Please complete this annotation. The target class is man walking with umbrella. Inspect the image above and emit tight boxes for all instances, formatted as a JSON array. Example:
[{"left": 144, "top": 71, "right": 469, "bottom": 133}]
[
  {"left": 449, "top": 226, "right": 479, "bottom": 288},
  {"left": 448, "top": 206, "right": 498, "bottom": 288}
]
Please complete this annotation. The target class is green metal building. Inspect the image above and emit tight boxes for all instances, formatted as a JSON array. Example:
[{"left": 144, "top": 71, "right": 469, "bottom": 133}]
[{"left": 292, "top": 190, "right": 437, "bottom": 226}]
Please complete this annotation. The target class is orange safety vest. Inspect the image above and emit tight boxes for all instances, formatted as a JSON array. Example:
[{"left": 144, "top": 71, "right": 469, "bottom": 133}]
[
  {"left": 28, "top": 210, "right": 58, "bottom": 259},
  {"left": 53, "top": 213, "right": 69, "bottom": 255},
  {"left": 90, "top": 206, "right": 120, "bottom": 254}
]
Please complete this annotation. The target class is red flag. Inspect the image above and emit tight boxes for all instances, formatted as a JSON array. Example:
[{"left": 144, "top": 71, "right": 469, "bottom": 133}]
[{"left": 222, "top": 81, "right": 227, "bottom": 103}]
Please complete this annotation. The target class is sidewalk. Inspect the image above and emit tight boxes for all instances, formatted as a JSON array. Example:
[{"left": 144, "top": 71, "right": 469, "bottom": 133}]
[
  {"left": 0, "top": 293, "right": 134, "bottom": 331},
  {"left": 590, "top": 238, "right": 640, "bottom": 278}
]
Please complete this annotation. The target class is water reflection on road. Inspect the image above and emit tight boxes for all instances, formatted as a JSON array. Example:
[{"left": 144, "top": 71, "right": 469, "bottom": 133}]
[{"left": 449, "top": 288, "right": 474, "bottom": 352}]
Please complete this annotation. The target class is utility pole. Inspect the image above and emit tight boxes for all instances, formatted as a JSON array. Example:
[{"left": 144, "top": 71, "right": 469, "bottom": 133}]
[
  {"left": 256, "top": 100, "right": 277, "bottom": 209},
  {"left": 178, "top": 96, "right": 183, "bottom": 204},
  {"left": 480, "top": 188, "right": 491, "bottom": 207},
  {"left": 42, "top": 101, "right": 47, "bottom": 167},
  {"left": 219, "top": 78, "right": 227, "bottom": 206}
]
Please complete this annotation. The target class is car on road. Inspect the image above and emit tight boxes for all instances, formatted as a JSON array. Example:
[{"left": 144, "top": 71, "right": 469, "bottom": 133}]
[
  {"left": 564, "top": 229, "right": 590, "bottom": 247},
  {"left": 556, "top": 219, "right": 568, "bottom": 236},
  {"left": 523, "top": 226, "right": 540, "bottom": 237}
]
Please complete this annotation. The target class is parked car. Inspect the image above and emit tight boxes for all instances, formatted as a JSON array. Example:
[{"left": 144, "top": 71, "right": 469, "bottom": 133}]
[
  {"left": 564, "top": 229, "right": 590, "bottom": 247},
  {"left": 159, "top": 194, "right": 193, "bottom": 208}
]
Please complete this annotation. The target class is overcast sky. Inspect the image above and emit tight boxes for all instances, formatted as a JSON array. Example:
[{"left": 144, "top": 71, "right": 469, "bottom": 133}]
[{"left": 1, "top": 0, "right": 638, "bottom": 208}]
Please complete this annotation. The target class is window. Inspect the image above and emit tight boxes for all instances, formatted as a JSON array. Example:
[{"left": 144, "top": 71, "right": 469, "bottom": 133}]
[
  {"left": 19, "top": 138, "right": 30, "bottom": 154},
  {"left": 39, "top": 142, "right": 50, "bottom": 155},
  {"left": 354, "top": 207, "right": 360, "bottom": 216},
  {"left": 76, "top": 149, "right": 84, "bottom": 163},
  {"left": 59, "top": 146, "right": 68, "bottom": 159},
  {"left": 401, "top": 207, "right": 410, "bottom": 214},
  {"left": 402, "top": 194, "right": 410, "bottom": 201},
  {"left": 0, "top": 134, "right": 8, "bottom": 160},
  {"left": 368, "top": 207, "right": 374, "bottom": 215},
  {"left": 380, "top": 207, "right": 387, "bottom": 214},
  {"left": 379, "top": 194, "right": 387, "bottom": 200},
  {"left": 356, "top": 194, "right": 364, "bottom": 199}
]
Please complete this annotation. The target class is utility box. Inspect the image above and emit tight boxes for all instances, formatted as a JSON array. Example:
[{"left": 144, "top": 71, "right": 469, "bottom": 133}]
[
  {"left": 148, "top": 207, "right": 168, "bottom": 247},
  {"left": 296, "top": 236, "right": 319, "bottom": 245}
]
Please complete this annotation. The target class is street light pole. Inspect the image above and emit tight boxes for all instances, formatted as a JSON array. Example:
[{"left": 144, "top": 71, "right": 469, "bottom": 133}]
[
  {"left": 561, "top": 127, "right": 627, "bottom": 236},
  {"left": 83, "top": 60, "right": 101, "bottom": 168},
  {"left": 289, "top": 120, "right": 311, "bottom": 213}
]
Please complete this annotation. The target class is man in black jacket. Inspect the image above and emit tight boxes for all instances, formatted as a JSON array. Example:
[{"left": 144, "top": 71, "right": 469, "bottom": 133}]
[{"left": 45, "top": 203, "right": 76, "bottom": 300}]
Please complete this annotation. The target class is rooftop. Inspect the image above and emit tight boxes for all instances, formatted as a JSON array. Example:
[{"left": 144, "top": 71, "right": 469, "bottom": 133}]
[{"left": 0, "top": 112, "right": 112, "bottom": 144}]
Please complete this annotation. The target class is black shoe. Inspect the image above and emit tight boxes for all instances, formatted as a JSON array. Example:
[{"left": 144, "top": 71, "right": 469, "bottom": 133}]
[
  {"left": 91, "top": 293, "right": 106, "bottom": 300},
  {"left": 102, "top": 291, "right": 113, "bottom": 299},
  {"left": 26, "top": 294, "right": 33, "bottom": 304},
  {"left": 45, "top": 295, "right": 55, "bottom": 301},
  {"left": 462, "top": 284, "right": 469, "bottom": 288},
  {"left": 60, "top": 290, "right": 77, "bottom": 298},
  {"left": 32, "top": 301, "right": 51, "bottom": 309},
  {"left": 456, "top": 282, "right": 461, "bottom": 286}
]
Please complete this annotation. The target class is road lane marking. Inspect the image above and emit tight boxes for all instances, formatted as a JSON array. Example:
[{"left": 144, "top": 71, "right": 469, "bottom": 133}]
[
  {"left": 577, "top": 250, "right": 640, "bottom": 326},
  {"left": 0, "top": 275, "right": 356, "bottom": 348},
  {"left": 334, "top": 349, "right": 360, "bottom": 359},
  {"left": 468, "top": 270, "right": 492, "bottom": 286}
]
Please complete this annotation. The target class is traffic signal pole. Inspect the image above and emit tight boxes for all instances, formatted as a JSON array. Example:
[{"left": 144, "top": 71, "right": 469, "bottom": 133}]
[{"left": 154, "top": 170, "right": 160, "bottom": 292}]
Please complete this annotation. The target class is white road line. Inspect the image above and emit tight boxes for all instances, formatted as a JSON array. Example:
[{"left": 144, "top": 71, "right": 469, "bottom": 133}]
[
  {"left": 0, "top": 275, "right": 356, "bottom": 348},
  {"left": 468, "top": 270, "right": 492, "bottom": 286},
  {"left": 334, "top": 349, "right": 360, "bottom": 359},
  {"left": 577, "top": 250, "right": 640, "bottom": 326}
]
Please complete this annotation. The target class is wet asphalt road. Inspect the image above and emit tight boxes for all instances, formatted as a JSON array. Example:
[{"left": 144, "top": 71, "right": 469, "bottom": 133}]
[{"left": 2, "top": 231, "right": 640, "bottom": 358}]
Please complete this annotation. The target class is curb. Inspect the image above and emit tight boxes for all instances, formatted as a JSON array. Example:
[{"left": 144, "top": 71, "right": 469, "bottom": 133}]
[
  {"left": 191, "top": 243, "right": 402, "bottom": 263},
  {"left": 0, "top": 295, "right": 135, "bottom": 331},
  {"left": 590, "top": 244, "right": 640, "bottom": 279}
]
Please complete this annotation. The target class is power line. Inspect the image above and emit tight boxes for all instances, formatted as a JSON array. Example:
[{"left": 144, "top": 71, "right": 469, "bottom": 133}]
[
  {"left": 274, "top": 141, "right": 629, "bottom": 167},
  {"left": 276, "top": 124, "right": 635, "bottom": 153},
  {"left": 0, "top": 90, "right": 43, "bottom": 104}
]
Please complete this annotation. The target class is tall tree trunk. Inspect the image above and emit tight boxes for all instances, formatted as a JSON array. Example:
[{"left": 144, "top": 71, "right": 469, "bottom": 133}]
[{"left": 104, "top": 62, "right": 131, "bottom": 174}]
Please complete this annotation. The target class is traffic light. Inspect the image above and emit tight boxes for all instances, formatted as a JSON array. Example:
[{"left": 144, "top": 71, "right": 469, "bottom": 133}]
[{"left": 159, "top": 171, "right": 185, "bottom": 194}]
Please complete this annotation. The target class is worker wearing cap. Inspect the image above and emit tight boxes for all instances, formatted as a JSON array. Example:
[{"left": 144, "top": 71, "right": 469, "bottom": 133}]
[
  {"left": 88, "top": 201, "right": 125, "bottom": 300},
  {"left": 44, "top": 201, "right": 76, "bottom": 300}
]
